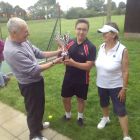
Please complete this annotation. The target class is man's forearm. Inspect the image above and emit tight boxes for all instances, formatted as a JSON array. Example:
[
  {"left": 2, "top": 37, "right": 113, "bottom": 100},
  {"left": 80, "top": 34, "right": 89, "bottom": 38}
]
[
  {"left": 42, "top": 50, "right": 61, "bottom": 58},
  {"left": 39, "top": 61, "right": 55, "bottom": 72}
]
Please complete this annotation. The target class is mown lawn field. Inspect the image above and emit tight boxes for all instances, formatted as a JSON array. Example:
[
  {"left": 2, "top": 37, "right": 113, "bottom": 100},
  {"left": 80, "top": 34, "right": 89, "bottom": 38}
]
[{"left": 0, "top": 15, "right": 140, "bottom": 140}]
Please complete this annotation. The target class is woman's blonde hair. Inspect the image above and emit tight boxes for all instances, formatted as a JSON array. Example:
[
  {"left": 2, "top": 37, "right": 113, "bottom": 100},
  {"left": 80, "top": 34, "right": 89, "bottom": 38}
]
[{"left": 106, "top": 22, "right": 119, "bottom": 40}]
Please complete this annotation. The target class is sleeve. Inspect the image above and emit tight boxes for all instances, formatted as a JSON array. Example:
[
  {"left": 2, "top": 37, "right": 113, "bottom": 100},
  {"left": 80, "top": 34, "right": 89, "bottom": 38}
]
[
  {"left": 12, "top": 51, "right": 41, "bottom": 77},
  {"left": 0, "top": 40, "right": 4, "bottom": 53},
  {"left": 87, "top": 45, "right": 96, "bottom": 61},
  {"left": 96, "top": 43, "right": 105, "bottom": 58},
  {"left": 27, "top": 41, "right": 45, "bottom": 59}
]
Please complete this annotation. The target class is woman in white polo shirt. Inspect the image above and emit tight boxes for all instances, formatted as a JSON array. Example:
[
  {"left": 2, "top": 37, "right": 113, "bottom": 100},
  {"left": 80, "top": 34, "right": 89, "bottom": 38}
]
[{"left": 95, "top": 22, "right": 132, "bottom": 140}]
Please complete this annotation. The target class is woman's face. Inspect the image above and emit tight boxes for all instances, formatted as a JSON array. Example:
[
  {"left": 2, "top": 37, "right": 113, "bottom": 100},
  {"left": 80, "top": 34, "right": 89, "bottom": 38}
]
[
  {"left": 75, "top": 23, "right": 88, "bottom": 42},
  {"left": 102, "top": 32, "right": 116, "bottom": 43}
]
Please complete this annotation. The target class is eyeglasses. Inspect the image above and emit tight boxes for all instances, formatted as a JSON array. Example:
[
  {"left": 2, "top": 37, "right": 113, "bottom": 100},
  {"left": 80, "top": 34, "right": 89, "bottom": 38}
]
[{"left": 76, "top": 28, "right": 88, "bottom": 32}]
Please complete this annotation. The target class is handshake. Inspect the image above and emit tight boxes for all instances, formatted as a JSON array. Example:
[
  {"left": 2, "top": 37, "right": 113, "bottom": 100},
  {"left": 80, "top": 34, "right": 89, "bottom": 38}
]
[{"left": 55, "top": 33, "right": 70, "bottom": 60}]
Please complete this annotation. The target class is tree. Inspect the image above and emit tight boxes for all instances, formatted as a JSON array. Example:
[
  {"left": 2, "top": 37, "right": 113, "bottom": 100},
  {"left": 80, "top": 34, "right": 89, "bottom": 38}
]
[
  {"left": 86, "top": 0, "right": 105, "bottom": 11},
  {"left": 0, "top": 2, "right": 13, "bottom": 20},
  {"left": 117, "top": 1, "right": 126, "bottom": 15},
  {"left": 118, "top": 1, "right": 126, "bottom": 9},
  {"left": 103, "top": 1, "right": 116, "bottom": 12},
  {"left": 28, "top": 0, "right": 57, "bottom": 19},
  {"left": 37, "top": 0, "right": 56, "bottom": 18},
  {"left": 111, "top": 1, "right": 116, "bottom": 10},
  {"left": 66, "top": 7, "right": 84, "bottom": 19},
  {"left": 28, "top": 6, "right": 37, "bottom": 19},
  {"left": 14, "top": 6, "right": 27, "bottom": 19},
  {"left": 106, "top": 0, "right": 112, "bottom": 23},
  {"left": 0, "top": 2, "right": 27, "bottom": 21}
]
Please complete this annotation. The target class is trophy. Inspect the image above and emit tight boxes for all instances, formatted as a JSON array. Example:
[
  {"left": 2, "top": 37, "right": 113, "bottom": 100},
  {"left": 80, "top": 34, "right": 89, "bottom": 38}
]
[{"left": 55, "top": 32, "right": 70, "bottom": 60}]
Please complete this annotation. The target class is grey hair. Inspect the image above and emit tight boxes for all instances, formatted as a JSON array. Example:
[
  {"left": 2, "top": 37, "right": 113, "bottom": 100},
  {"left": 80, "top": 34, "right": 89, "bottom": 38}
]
[{"left": 7, "top": 17, "right": 27, "bottom": 33}]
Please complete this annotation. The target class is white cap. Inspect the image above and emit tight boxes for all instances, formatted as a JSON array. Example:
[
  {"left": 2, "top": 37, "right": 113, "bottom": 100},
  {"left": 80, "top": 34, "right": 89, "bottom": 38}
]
[{"left": 98, "top": 25, "right": 119, "bottom": 33}]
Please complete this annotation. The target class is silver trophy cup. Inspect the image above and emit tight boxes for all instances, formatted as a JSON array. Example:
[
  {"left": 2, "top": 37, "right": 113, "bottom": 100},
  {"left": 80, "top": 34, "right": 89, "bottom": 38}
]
[{"left": 55, "top": 33, "right": 70, "bottom": 60}]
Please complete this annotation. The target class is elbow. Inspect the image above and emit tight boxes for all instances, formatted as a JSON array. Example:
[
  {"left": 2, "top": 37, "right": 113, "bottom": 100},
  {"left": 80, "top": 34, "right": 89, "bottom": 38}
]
[
  {"left": 126, "top": 72, "right": 129, "bottom": 77},
  {"left": 86, "top": 63, "right": 94, "bottom": 71},
  {"left": 123, "top": 70, "right": 129, "bottom": 75},
  {"left": 30, "top": 66, "right": 41, "bottom": 77},
  {"left": 123, "top": 71, "right": 129, "bottom": 78},
  {"left": 85, "top": 65, "right": 93, "bottom": 71}
]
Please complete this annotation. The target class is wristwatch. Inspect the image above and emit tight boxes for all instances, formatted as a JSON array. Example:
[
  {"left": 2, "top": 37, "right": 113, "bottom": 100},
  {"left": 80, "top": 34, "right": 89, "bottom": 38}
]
[{"left": 52, "top": 61, "right": 55, "bottom": 65}]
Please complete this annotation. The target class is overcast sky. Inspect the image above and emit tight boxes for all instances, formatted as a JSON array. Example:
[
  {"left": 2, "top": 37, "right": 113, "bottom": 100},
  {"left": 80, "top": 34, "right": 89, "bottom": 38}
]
[{"left": 1, "top": 0, "right": 127, "bottom": 11}]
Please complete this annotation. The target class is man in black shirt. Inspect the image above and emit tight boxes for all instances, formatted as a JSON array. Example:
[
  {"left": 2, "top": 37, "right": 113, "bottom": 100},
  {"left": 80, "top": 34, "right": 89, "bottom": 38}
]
[{"left": 61, "top": 19, "right": 96, "bottom": 126}]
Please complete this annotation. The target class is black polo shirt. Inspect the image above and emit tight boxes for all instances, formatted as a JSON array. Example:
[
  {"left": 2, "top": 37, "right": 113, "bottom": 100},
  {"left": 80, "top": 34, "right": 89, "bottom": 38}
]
[{"left": 63, "top": 38, "right": 96, "bottom": 84}]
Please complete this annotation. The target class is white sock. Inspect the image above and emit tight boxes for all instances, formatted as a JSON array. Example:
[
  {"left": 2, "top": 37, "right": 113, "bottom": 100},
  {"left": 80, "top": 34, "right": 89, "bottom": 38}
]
[
  {"left": 65, "top": 112, "right": 71, "bottom": 118},
  {"left": 103, "top": 116, "right": 109, "bottom": 120},
  {"left": 78, "top": 112, "right": 83, "bottom": 119}
]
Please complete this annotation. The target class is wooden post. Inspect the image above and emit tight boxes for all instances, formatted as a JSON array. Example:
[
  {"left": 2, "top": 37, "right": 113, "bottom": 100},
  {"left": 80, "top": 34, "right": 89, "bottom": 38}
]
[
  {"left": 124, "top": 0, "right": 140, "bottom": 38},
  {"left": 0, "top": 26, "right": 3, "bottom": 39}
]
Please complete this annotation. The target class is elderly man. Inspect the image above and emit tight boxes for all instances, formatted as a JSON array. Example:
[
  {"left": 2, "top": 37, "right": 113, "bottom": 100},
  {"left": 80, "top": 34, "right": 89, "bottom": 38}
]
[
  {"left": 0, "top": 40, "right": 5, "bottom": 87},
  {"left": 4, "top": 17, "right": 62, "bottom": 140}
]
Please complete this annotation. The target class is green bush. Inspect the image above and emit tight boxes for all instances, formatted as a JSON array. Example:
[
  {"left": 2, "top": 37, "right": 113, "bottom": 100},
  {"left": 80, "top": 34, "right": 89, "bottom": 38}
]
[{"left": 0, "top": 17, "right": 8, "bottom": 23}]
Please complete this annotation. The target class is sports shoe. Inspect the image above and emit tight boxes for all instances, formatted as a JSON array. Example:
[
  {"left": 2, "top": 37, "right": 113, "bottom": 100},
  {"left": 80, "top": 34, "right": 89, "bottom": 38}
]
[
  {"left": 123, "top": 136, "right": 132, "bottom": 140},
  {"left": 43, "top": 122, "right": 50, "bottom": 129},
  {"left": 3, "top": 75, "right": 10, "bottom": 86},
  {"left": 31, "top": 136, "right": 48, "bottom": 140},
  {"left": 62, "top": 115, "right": 71, "bottom": 121},
  {"left": 97, "top": 117, "right": 110, "bottom": 129},
  {"left": 77, "top": 118, "right": 84, "bottom": 126}
]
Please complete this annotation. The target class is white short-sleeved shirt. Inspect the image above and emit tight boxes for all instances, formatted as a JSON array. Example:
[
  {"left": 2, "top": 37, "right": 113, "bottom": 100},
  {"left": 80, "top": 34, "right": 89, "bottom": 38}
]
[{"left": 95, "top": 41, "right": 126, "bottom": 88}]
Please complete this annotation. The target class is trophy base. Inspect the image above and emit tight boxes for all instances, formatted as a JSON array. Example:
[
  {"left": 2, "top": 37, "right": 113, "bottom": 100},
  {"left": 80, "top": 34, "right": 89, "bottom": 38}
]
[
  {"left": 57, "top": 51, "right": 62, "bottom": 58},
  {"left": 61, "top": 51, "right": 69, "bottom": 61}
]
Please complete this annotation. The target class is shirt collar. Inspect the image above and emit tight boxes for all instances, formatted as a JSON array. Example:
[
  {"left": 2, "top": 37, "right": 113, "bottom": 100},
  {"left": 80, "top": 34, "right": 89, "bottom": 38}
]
[
  {"left": 111, "top": 41, "right": 120, "bottom": 51},
  {"left": 75, "top": 38, "right": 88, "bottom": 46},
  {"left": 103, "top": 41, "right": 119, "bottom": 52}
]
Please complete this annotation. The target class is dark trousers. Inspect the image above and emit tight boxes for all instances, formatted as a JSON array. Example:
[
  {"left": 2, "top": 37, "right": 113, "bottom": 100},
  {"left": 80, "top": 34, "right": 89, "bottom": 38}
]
[{"left": 18, "top": 78, "right": 45, "bottom": 139}]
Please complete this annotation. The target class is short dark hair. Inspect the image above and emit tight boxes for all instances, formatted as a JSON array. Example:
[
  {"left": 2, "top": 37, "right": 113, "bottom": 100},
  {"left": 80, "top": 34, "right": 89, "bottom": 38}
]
[
  {"left": 106, "top": 22, "right": 119, "bottom": 40},
  {"left": 75, "top": 18, "right": 89, "bottom": 30}
]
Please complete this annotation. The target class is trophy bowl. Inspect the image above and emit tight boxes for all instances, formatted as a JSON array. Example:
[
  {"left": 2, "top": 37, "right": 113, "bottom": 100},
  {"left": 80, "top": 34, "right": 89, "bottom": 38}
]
[{"left": 55, "top": 33, "right": 70, "bottom": 60}]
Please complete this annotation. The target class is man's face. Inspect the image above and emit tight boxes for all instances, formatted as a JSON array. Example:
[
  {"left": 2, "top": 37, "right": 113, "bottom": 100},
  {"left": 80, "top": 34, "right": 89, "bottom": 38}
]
[
  {"left": 14, "top": 24, "right": 29, "bottom": 43},
  {"left": 75, "top": 23, "right": 88, "bottom": 41}
]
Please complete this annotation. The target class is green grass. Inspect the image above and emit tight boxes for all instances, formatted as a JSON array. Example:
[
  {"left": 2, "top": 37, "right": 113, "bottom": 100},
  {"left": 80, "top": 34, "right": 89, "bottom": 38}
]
[{"left": 0, "top": 15, "right": 140, "bottom": 140}]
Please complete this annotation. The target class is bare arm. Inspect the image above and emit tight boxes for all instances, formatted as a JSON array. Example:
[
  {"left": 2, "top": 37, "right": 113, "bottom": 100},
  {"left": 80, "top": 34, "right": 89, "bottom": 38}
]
[
  {"left": 39, "top": 57, "right": 63, "bottom": 72},
  {"left": 64, "top": 58, "right": 94, "bottom": 71},
  {"left": 122, "top": 49, "right": 129, "bottom": 89},
  {"left": 28, "top": 42, "right": 62, "bottom": 59},
  {"left": 118, "top": 49, "right": 129, "bottom": 102},
  {"left": 42, "top": 50, "right": 62, "bottom": 58}
]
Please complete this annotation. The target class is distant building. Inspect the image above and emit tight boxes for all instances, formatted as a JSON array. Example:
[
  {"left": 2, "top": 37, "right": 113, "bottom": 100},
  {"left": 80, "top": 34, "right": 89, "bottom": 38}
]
[{"left": 124, "top": 0, "right": 140, "bottom": 38}]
